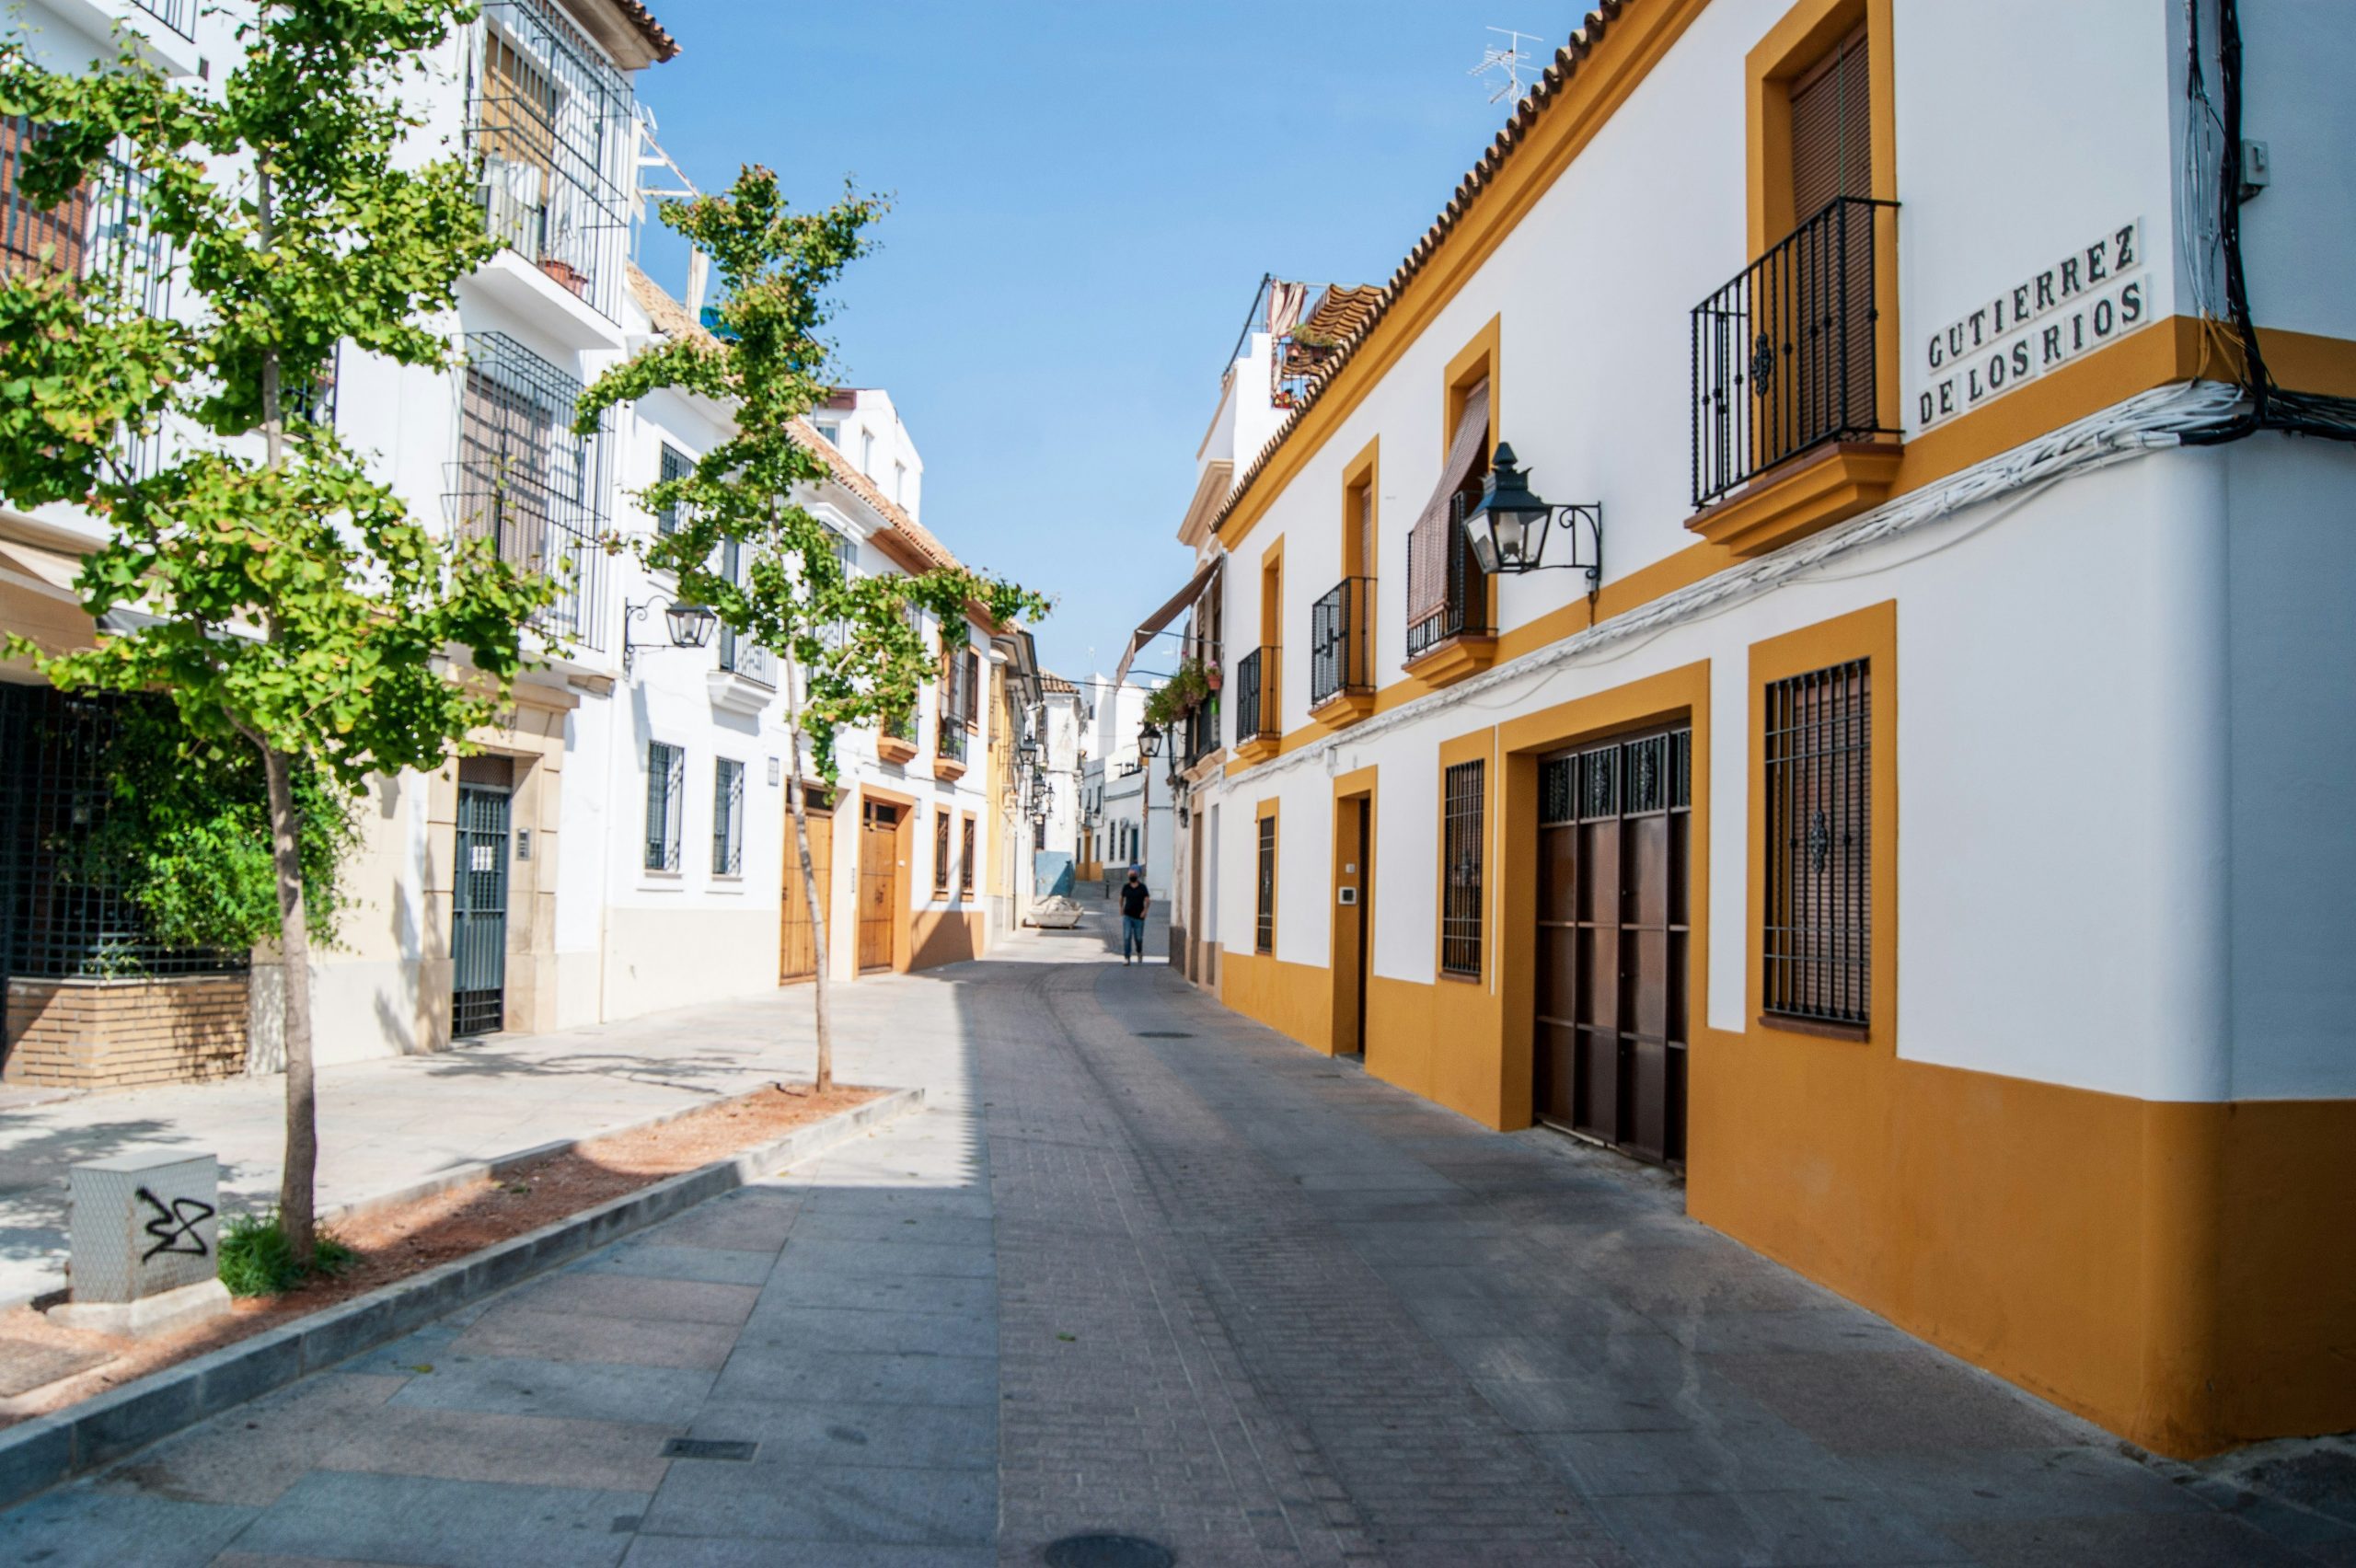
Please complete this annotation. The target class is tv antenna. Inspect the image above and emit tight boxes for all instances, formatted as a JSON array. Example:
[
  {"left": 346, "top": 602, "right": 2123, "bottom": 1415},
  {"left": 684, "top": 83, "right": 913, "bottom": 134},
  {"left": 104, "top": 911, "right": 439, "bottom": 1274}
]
[{"left": 1470, "top": 27, "right": 1545, "bottom": 105}]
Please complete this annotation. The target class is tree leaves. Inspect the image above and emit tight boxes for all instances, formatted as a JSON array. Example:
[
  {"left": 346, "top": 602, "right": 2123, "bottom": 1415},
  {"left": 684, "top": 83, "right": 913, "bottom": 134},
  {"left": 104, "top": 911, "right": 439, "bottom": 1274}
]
[{"left": 583, "top": 166, "right": 1051, "bottom": 781}]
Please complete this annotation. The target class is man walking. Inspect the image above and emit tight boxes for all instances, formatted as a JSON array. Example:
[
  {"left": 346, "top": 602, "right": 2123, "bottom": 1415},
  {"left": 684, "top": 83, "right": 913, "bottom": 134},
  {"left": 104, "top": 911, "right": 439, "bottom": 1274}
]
[{"left": 1119, "top": 867, "right": 1150, "bottom": 964}]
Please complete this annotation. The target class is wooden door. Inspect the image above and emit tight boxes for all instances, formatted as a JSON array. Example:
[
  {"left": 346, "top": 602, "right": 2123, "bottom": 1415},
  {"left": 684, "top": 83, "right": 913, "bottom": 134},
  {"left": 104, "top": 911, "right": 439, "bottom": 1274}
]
[
  {"left": 1534, "top": 726, "right": 1692, "bottom": 1166},
  {"left": 858, "top": 800, "right": 899, "bottom": 972},
  {"left": 778, "top": 801, "right": 833, "bottom": 983}
]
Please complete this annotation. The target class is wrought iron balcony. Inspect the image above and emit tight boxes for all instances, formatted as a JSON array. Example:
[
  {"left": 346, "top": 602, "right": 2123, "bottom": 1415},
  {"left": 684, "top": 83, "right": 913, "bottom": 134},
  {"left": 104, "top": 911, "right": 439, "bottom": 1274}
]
[
  {"left": 466, "top": 2, "right": 633, "bottom": 320},
  {"left": 1184, "top": 696, "right": 1219, "bottom": 767},
  {"left": 129, "top": 0, "right": 196, "bottom": 38},
  {"left": 1405, "top": 496, "right": 1492, "bottom": 662},
  {"left": 1310, "top": 577, "right": 1375, "bottom": 709},
  {"left": 716, "top": 627, "right": 775, "bottom": 687},
  {"left": 937, "top": 711, "right": 968, "bottom": 764},
  {"left": 1692, "top": 195, "right": 1897, "bottom": 511},
  {"left": 1234, "top": 647, "right": 1279, "bottom": 746}
]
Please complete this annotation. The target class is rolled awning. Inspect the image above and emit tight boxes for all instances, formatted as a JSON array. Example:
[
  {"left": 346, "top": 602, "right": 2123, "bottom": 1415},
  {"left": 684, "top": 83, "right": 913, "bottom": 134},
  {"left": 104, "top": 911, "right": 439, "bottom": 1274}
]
[
  {"left": 1406, "top": 381, "right": 1490, "bottom": 625},
  {"left": 1113, "top": 554, "right": 1222, "bottom": 688}
]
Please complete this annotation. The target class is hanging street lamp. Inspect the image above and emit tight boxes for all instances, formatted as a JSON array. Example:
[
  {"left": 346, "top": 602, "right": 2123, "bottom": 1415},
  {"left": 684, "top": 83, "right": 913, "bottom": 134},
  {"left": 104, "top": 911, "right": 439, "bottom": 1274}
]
[
  {"left": 620, "top": 596, "right": 719, "bottom": 674},
  {"left": 1138, "top": 720, "right": 1162, "bottom": 760},
  {"left": 1462, "top": 443, "right": 1603, "bottom": 586}
]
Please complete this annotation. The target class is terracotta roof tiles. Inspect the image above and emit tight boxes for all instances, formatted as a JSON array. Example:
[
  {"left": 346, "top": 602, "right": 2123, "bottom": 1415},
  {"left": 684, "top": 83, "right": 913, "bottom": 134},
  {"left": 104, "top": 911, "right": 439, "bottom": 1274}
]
[
  {"left": 1211, "top": 1, "right": 1635, "bottom": 536},
  {"left": 622, "top": 265, "right": 964, "bottom": 574}
]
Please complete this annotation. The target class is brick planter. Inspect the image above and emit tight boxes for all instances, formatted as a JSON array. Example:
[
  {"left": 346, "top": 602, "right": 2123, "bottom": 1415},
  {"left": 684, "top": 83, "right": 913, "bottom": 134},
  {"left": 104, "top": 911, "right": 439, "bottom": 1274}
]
[{"left": 3, "top": 974, "right": 249, "bottom": 1089}]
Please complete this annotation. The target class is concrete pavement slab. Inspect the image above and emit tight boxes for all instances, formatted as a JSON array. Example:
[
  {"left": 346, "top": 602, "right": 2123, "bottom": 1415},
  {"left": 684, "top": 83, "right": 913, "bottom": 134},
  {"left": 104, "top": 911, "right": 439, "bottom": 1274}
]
[
  {"left": 313, "top": 1405, "right": 684, "bottom": 1493},
  {"left": 453, "top": 1304, "right": 743, "bottom": 1369},
  {"left": 229, "top": 1470, "right": 649, "bottom": 1568},
  {"left": 384, "top": 1353, "right": 717, "bottom": 1425},
  {"left": 0, "top": 1484, "right": 255, "bottom": 1565},
  {"left": 640, "top": 1458, "right": 994, "bottom": 1545},
  {"left": 575, "top": 1242, "right": 779, "bottom": 1286}
]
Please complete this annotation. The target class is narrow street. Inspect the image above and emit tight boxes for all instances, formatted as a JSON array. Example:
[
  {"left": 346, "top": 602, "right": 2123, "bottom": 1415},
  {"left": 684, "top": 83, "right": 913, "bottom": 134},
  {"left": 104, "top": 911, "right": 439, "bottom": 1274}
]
[{"left": 2, "top": 917, "right": 2346, "bottom": 1566}]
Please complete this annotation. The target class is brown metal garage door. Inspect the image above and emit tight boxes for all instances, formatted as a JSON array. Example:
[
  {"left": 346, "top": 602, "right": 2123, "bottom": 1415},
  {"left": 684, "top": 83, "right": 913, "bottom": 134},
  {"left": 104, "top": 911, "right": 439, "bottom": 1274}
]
[{"left": 1533, "top": 725, "right": 1692, "bottom": 1167}]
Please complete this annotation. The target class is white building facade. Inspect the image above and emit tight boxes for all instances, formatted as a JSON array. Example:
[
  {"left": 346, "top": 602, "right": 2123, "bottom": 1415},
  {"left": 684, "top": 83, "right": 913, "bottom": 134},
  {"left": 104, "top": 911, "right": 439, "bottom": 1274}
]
[
  {"left": 1134, "top": 0, "right": 2356, "bottom": 1458},
  {"left": 1, "top": 0, "right": 1019, "bottom": 1085}
]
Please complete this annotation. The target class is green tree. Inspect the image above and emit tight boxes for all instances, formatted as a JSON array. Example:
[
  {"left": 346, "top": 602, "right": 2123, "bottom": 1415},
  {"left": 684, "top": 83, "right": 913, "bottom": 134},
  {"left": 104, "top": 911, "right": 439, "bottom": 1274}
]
[
  {"left": 580, "top": 167, "right": 1047, "bottom": 1090},
  {"left": 0, "top": 2, "right": 555, "bottom": 1266}
]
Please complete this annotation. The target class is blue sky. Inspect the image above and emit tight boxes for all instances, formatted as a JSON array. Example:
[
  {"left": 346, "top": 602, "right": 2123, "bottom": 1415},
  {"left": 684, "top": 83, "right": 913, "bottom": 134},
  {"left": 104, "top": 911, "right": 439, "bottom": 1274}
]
[{"left": 632, "top": 1, "right": 1572, "bottom": 680}]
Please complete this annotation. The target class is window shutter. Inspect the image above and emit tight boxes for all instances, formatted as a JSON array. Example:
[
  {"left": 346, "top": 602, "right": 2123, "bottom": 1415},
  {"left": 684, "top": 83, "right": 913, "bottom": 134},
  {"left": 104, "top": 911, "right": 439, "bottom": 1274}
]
[
  {"left": 963, "top": 649, "right": 980, "bottom": 724},
  {"left": 1789, "top": 28, "right": 1872, "bottom": 224}
]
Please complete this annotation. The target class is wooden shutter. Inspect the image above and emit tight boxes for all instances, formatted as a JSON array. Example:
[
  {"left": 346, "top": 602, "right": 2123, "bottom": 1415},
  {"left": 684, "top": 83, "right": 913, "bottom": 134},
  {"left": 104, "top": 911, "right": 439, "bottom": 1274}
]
[{"left": 1789, "top": 27, "right": 1872, "bottom": 224}]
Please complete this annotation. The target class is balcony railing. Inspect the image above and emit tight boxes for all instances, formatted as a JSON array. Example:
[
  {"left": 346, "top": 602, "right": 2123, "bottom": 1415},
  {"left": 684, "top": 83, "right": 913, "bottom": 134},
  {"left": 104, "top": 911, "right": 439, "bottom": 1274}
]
[
  {"left": 717, "top": 627, "right": 775, "bottom": 687},
  {"left": 1692, "top": 195, "right": 1896, "bottom": 511},
  {"left": 1310, "top": 577, "right": 1375, "bottom": 709},
  {"left": 937, "top": 712, "right": 968, "bottom": 764},
  {"left": 467, "top": 1, "right": 633, "bottom": 321},
  {"left": 449, "top": 332, "right": 611, "bottom": 651},
  {"left": 1234, "top": 647, "right": 1279, "bottom": 746},
  {"left": 128, "top": 0, "right": 196, "bottom": 39},
  {"left": 1184, "top": 696, "right": 1219, "bottom": 767},
  {"left": 1405, "top": 496, "right": 1492, "bottom": 662}
]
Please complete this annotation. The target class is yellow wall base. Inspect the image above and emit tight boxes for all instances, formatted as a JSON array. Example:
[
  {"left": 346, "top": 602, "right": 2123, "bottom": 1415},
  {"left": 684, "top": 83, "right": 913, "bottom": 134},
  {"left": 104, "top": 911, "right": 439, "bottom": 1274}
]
[{"left": 1216, "top": 942, "right": 2356, "bottom": 1459}]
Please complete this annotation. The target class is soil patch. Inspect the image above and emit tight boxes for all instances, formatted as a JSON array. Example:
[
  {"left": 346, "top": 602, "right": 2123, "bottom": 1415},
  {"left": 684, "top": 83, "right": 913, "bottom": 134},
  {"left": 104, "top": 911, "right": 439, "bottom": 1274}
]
[{"left": 0, "top": 1081, "right": 878, "bottom": 1428}]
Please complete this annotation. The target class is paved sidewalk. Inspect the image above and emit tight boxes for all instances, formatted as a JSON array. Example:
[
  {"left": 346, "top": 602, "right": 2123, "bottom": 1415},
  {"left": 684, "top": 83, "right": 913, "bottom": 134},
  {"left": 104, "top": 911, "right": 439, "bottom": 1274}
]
[
  {"left": 0, "top": 958, "right": 944, "bottom": 1309},
  {"left": 3, "top": 913, "right": 2351, "bottom": 1565}
]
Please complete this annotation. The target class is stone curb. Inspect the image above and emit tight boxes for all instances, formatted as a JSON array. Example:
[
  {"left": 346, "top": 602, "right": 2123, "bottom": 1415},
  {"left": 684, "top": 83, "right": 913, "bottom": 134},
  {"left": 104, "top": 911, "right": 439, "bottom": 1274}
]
[
  {"left": 0, "top": 1084, "right": 924, "bottom": 1512},
  {"left": 2, "top": 1078, "right": 869, "bottom": 1315}
]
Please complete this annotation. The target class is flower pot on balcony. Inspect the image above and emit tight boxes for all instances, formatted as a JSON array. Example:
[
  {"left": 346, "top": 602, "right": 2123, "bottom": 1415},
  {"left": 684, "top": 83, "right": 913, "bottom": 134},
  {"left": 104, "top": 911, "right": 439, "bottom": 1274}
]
[{"left": 537, "top": 258, "right": 586, "bottom": 297}]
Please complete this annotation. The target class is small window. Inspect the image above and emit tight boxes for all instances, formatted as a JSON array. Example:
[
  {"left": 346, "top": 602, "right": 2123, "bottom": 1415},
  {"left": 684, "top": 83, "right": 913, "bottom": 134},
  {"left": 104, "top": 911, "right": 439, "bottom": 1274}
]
[
  {"left": 960, "top": 816, "right": 976, "bottom": 895},
  {"left": 1033, "top": 819, "right": 1045, "bottom": 852},
  {"left": 710, "top": 757, "right": 744, "bottom": 877},
  {"left": 656, "top": 444, "right": 691, "bottom": 536},
  {"left": 645, "top": 742, "right": 684, "bottom": 872},
  {"left": 819, "top": 423, "right": 841, "bottom": 447},
  {"left": 1255, "top": 814, "right": 1276, "bottom": 953},
  {"left": 1763, "top": 660, "right": 1871, "bottom": 1028},
  {"left": 1441, "top": 760, "right": 1484, "bottom": 976},
  {"left": 933, "top": 810, "right": 952, "bottom": 894}
]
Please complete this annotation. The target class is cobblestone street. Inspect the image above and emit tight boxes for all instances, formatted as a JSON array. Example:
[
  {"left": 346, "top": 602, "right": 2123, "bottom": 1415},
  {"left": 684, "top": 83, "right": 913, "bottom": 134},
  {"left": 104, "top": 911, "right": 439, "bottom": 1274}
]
[{"left": 3, "top": 917, "right": 2350, "bottom": 1566}]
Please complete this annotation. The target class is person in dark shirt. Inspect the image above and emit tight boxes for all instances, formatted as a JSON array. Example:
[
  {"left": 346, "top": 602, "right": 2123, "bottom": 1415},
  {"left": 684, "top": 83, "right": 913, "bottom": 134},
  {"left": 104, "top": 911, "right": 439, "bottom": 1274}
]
[{"left": 1119, "top": 868, "right": 1150, "bottom": 964}]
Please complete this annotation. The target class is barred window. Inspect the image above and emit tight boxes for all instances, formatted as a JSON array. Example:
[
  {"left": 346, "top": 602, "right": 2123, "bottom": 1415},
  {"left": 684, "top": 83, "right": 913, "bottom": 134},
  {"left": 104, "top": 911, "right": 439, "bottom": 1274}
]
[
  {"left": 933, "top": 809, "right": 952, "bottom": 894},
  {"left": 710, "top": 757, "right": 744, "bottom": 877},
  {"left": 644, "top": 741, "right": 684, "bottom": 872},
  {"left": 453, "top": 331, "right": 609, "bottom": 649},
  {"left": 655, "top": 443, "right": 690, "bottom": 535},
  {"left": 1764, "top": 660, "right": 1870, "bottom": 1028},
  {"left": 1441, "top": 760, "right": 1485, "bottom": 976},
  {"left": 1255, "top": 814, "right": 1276, "bottom": 953},
  {"left": 960, "top": 816, "right": 976, "bottom": 895}
]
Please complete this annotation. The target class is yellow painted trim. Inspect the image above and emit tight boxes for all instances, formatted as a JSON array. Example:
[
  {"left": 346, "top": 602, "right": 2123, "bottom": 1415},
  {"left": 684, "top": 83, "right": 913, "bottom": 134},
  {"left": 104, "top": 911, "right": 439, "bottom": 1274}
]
[
  {"left": 1327, "top": 766, "right": 1379, "bottom": 1058},
  {"left": 1434, "top": 727, "right": 1499, "bottom": 990},
  {"left": 1444, "top": 313, "right": 1503, "bottom": 460},
  {"left": 1342, "top": 435, "right": 1380, "bottom": 585},
  {"left": 1253, "top": 795, "right": 1279, "bottom": 956},
  {"left": 1689, "top": 441, "right": 1904, "bottom": 556},
  {"left": 1496, "top": 662, "right": 1713, "bottom": 1133},
  {"left": 1217, "top": 317, "right": 2337, "bottom": 784},
  {"left": 1744, "top": 600, "right": 1897, "bottom": 1046},
  {"left": 1215, "top": 0, "right": 1715, "bottom": 554}
]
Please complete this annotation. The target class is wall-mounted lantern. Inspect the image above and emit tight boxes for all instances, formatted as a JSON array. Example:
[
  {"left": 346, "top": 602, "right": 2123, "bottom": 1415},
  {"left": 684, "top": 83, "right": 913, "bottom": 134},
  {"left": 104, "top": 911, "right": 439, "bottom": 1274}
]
[
  {"left": 621, "top": 597, "right": 718, "bottom": 674},
  {"left": 1464, "top": 443, "right": 1602, "bottom": 586}
]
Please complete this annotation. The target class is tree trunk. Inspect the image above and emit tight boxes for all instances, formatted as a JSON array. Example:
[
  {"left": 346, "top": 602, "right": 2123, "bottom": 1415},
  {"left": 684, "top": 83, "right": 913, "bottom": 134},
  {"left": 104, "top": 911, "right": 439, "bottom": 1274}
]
[
  {"left": 781, "top": 653, "right": 832, "bottom": 1091},
  {"left": 260, "top": 743, "right": 318, "bottom": 1266}
]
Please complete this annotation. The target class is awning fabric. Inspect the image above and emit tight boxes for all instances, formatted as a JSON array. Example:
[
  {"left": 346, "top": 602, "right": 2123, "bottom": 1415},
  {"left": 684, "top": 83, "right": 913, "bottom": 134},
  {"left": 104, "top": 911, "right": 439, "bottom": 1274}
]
[
  {"left": 1114, "top": 555, "right": 1223, "bottom": 688},
  {"left": 0, "top": 539, "right": 86, "bottom": 601},
  {"left": 1405, "top": 381, "right": 1490, "bottom": 625}
]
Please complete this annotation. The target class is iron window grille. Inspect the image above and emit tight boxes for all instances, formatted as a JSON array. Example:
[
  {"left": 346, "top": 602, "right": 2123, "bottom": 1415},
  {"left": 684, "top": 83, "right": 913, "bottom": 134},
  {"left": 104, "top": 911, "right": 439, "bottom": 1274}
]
[
  {"left": 1763, "top": 659, "right": 1870, "bottom": 1028},
  {"left": 466, "top": 0, "right": 632, "bottom": 321},
  {"left": 1184, "top": 696, "right": 1219, "bottom": 766},
  {"left": 1234, "top": 647, "right": 1278, "bottom": 744},
  {"left": 933, "top": 810, "right": 952, "bottom": 894},
  {"left": 448, "top": 331, "right": 612, "bottom": 651},
  {"left": 1310, "top": 577, "right": 1374, "bottom": 709},
  {"left": 655, "top": 443, "right": 690, "bottom": 536},
  {"left": 960, "top": 816, "right": 976, "bottom": 895},
  {"left": 1406, "top": 494, "right": 1492, "bottom": 661},
  {"left": 127, "top": 0, "right": 196, "bottom": 39},
  {"left": 1254, "top": 814, "right": 1276, "bottom": 953},
  {"left": 1540, "top": 730, "right": 1692, "bottom": 828},
  {"left": 0, "top": 687, "right": 248, "bottom": 986},
  {"left": 713, "top": 536, "right": 776, "bottom": 686},
  {"left": 1441, "top": 759, "right": 1485, "bottom": 977},
  {"left": 937, "top": 645, "right": 970, "bottom": 762},
  {"left": 711, "top": 757, "right": 744, "bottom": 877},
  {"left": 1691, "top": 195, "right": 1897, "bottom": 511},
  {"left": 644, "top": 740, "right": 684, "bottom": 872}
]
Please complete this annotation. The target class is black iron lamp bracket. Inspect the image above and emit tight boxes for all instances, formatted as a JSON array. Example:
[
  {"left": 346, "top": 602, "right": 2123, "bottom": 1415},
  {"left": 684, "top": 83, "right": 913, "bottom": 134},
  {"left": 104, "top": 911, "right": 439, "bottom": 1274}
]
[{"left": 621, "top": 595, "right": 717, "bottom": 674}]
